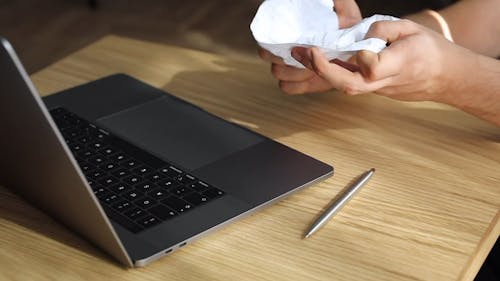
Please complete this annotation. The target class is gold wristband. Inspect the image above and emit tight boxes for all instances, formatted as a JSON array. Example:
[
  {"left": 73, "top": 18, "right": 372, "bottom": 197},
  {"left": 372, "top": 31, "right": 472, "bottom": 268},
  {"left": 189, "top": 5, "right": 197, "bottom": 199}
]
[{"left": 425, "top": 10, "right": 454, "bottom": 42}]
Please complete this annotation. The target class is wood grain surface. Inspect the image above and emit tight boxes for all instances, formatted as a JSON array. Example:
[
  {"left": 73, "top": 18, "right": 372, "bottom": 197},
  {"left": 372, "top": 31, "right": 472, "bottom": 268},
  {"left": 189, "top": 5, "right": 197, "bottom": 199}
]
[{"left": 1, "top": 35, "right": 499, "bottom": 281}]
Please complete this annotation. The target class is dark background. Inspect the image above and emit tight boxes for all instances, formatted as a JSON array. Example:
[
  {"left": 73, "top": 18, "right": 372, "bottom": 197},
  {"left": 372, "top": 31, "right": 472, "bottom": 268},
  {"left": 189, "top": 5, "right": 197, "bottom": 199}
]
[{"left": 1, "top": 0, "right": 457, "bottom": 74}]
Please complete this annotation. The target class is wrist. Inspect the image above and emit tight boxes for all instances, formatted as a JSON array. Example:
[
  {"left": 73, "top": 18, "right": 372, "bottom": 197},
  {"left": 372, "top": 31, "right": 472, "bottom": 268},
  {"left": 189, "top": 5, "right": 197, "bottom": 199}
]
[
  {"left": 404, "top": 10, "right": 453, "bottom": 42},
  {"left": 444, "top": 54, "right": 500, "bottom": 126}
]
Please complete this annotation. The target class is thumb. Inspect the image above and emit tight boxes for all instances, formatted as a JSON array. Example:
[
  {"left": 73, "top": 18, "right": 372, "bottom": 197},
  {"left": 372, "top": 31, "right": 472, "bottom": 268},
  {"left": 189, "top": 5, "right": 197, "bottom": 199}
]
[
  {"left": 356, "top": 48, "right": 404, "bottom": 81},
  {"left": 356, "top": 50, "right": 379, "bottom": 79},
  {"left": 365, "top": 19, "right": 419, "bottom": 44},
  {"left": 357, "top": 20, "right": 422, "bottom": 80}
]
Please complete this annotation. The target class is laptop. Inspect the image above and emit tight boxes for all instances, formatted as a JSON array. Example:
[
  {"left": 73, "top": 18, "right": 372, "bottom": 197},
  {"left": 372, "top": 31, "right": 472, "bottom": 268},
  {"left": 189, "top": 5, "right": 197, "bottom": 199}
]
[{"left": 0, "top": 37, "right": 333, "bottom": 267}]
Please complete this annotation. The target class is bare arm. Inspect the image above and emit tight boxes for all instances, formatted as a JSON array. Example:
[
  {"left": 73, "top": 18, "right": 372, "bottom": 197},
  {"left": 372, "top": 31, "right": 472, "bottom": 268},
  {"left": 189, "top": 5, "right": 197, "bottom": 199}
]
[
  {"left": 257, "top": 0, "right": 500, "bottom": 126},
  {"left": 290, "top": 19, "right": 500, "bottom": 126},
  {"left": 404, "top": 0, "right": 500, "bottom": 57},
  {"left": 448, "top": 54, "right": 500, "bottom": 125}
]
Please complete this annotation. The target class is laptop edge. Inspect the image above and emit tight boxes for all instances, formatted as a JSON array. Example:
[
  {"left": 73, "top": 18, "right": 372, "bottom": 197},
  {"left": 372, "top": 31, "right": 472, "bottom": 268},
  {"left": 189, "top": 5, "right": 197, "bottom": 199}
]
[{"left": 0, "top": 37, "right": 333, "bottom": 267}]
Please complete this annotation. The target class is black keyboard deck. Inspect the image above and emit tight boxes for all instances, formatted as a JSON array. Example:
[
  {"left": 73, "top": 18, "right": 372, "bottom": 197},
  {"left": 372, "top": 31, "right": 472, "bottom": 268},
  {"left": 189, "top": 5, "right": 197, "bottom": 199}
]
[{"left": 49, "top": 107, "right": 224, "bottom": 233}]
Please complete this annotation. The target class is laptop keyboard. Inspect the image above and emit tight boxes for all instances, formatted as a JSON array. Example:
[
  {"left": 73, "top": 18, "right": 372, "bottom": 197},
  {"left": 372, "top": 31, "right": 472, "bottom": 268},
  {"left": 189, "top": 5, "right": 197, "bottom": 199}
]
[{"left": 49, "top": 107, "right": 224, "bottom": 233}]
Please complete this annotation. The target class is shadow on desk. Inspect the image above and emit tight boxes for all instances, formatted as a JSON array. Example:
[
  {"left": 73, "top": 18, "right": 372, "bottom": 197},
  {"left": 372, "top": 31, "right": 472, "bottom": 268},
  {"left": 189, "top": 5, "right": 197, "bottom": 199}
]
[
  {"left": 161, "top": 58, "right": 500, "bottom": 144},
  {"left": 0, "top": 185, "right": 118, "bottom": 266}
]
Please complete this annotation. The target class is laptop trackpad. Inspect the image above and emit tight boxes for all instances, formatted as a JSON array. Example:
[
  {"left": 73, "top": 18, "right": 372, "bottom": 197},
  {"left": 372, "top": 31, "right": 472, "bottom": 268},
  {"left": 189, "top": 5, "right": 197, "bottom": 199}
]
[{"left": 96, "top": 97, "right": 264, "bottom": 171}]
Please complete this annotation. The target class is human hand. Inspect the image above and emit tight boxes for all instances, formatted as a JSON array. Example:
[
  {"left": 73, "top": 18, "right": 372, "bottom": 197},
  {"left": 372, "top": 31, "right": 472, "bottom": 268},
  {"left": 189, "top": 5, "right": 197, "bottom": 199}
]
[
  {"left": 289, "top": 19, "right": 478, "bottom": 104},
  {"left": 258, "top": 0, "right": 362, "bottom": 94}
]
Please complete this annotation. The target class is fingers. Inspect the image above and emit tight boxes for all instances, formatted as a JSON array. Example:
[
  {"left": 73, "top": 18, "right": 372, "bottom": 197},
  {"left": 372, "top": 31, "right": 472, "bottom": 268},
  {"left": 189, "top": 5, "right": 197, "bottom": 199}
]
[
  {"left": 356, "top": 21, "right": 420, "bottom": 80},
  {"left": 259, "top": 47, "right": 333, "bottom": 95},
  {"left": 271, "top": 63, "right": 315, "bottom": 82},
  {"left": 258, "top": 47, "right": 285, "bottom": 64},
  {"left": 279, "top": 76, "right": 334, "bottom": 95},
  {"left": 355, "top": 50, "right": 403, "bottom": 81},
  {"left": 333, "top": 0, "right": 362, "bottom": 28},
  {"left": 331, "top": 58, "right": 360, "bottom": 73},
  {"left": 365, "top": 19, "right": 420, "bottom": 44},
  {"left": 293, "top": 46, "right": 391, "bottom": 95}
]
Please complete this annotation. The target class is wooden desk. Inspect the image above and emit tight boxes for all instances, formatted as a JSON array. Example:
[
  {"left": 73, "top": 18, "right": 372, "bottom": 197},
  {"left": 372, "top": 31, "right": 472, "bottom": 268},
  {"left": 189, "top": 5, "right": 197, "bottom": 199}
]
[{"left": 1, "top": 35, "right": 499, "bottom": 281}]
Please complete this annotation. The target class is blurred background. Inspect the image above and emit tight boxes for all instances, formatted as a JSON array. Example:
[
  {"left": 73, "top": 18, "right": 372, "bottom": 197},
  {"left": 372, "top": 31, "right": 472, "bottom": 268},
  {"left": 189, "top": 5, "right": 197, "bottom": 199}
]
[{"left": 0, "top": 0, "right": 456, "bottom": 74}]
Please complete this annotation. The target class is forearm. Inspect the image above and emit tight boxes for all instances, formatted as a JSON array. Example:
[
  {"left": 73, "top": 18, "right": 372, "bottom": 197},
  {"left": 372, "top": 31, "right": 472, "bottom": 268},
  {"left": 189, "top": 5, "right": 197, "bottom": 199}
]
[
  {"left": 404, "top": 0, "right": 500, "bottom": 57},
  {"left": 445, "top": 54, "right": 500, "bottom": 126}
]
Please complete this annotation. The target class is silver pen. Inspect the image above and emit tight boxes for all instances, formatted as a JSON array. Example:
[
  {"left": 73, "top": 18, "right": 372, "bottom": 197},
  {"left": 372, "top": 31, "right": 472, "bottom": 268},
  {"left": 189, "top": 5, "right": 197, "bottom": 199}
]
[{"left": 304, "top": 168, "right": 375, "bottom": 239}]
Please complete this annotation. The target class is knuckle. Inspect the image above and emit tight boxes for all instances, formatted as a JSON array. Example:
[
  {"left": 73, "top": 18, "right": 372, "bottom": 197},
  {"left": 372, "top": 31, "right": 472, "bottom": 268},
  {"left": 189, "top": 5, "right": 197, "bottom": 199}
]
[
  {"left": 365, "top": 65, "right": 382, "bottom": 81},
  {"left": 399, "top": 19, "right": 415, "bottom": 28},
  {"left": 312, "top": 61, "right": 327, "bottom": 78},
  {"left": 343, "top": 84, "right": 359, "bottom": 96},
  {"left": 278, "top": 81, "right": 293, "bottom": 94},
  {"left": 369, "top": 21, "right": 385, "bottom": 34},
  {"left": 258, "top": 48, "right": 268, "bottom": 60},
  {"left": 270, "top": 63, "right": 282, "bottom": 78},
  {"left": 279, "top": 81, "right": 305, "bottom": 95}
]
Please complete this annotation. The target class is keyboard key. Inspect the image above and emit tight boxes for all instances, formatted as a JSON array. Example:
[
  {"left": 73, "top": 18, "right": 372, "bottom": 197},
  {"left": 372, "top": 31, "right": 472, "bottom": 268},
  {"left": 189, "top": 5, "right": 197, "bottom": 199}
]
[
  {"left": 171, "top": 185, "right": 192, "bottom": 196},
  {"left": 161, "top": 196, "right": 192, "bottom": 213},
  {"left": 123, "top": 190, "right": 144, "bottom": 200},
  {"left": 112, "top": 153, "right": 129, "bottom": 162},
  {"left": 175, "top": 174, "right": 196, "bottom": 184},
  {"left": 100, "top": 147, "right": 115, "bottom": 155},
  {"left": 88, "top": 140, "right": 104, "bottom": 150},
  {"left": 123, "top": 175, "right": 142, "bottom": 184},
  {"left": 148, "top": 205, "right": 177, "bottom": 220},
  {"left": 77, "top": 149, "right": 95, "bottom": 158},
  {"left": 123, "top": 160, "right": 138, "bottom": 168},
  {"left": 78, "top": 136, "right": 92, "bottom": 144},
  {"left": 93, "top": 186, "right": 107, "bottom": 196},
  {"left": 184, "top": 192, "right": 208, "bottom": 206},
  {"left": 133, "top": 166, "right": 152, "bottom": 175},
  {"left": 159, "top": 166, "right": 182, "bottom": 178},
  {"left": 111, "top": 168, "right": 130, "bottom": 178},
  {"left": 79, "top": 162, "right": 95, "bottom": 172},
  {"left": 99, "top": 162, "right": 118, "bottom": 171},
  {"left": 148, "top": 188, "right": 169, "bottom": 200},
  {"left": 124, "top": 207, "right": 147, "bottom": 220},
  {"left": 202, "top": 188, "right": 225, "bottom": 199},
  {"left": 136, "top": 215, "right": 160, "bottom": 228},
  {"left": 158, "top": 179, "right": 178, "bottom": 190},
  {"left": 95, "top": 189, "right": 112, "bottom": 200},
  {"left": 87, "top": 169, "right": 106, "bottom": 180},
  {"left": 69, "top": 143, "right": 83, "bottom": 152},
  {"left": 87, "top": 179, "right": 97, "bottom": 188},
  {"left": 88, "top": 129, "right": 107, "bottom": 140},
  {"left": 134, "top": 197, "right": 157, "bottom": 208},
  {"left": 88, "top": 155, "right": 106, "bottom": 165},
  {"left": 134, "top": 181, "right": 156, "bottom": 192},
  {"left": 101, "top": 193, "right": 120, "bottom": 204},
  {"left": 109, "top": 183, "right": 133, "bottom": 194},
  {"left": 112, "top": 199, "right": 133, "bottom": 212},
  {"left": 187, "top": 181, "right": 210, "bottom": 192},
  {"left": 148, "top": 172, "right": 168, "bottom": 183},
  {"left": 99, "top": 176, "right": 118, "bottom": 187}
]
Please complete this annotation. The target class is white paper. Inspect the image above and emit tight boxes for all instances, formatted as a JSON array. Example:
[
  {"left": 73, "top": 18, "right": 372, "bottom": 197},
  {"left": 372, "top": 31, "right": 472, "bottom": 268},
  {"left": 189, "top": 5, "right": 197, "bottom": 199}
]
[{"left": 250, "top": 0, "right": 399, "bottom": 68}]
